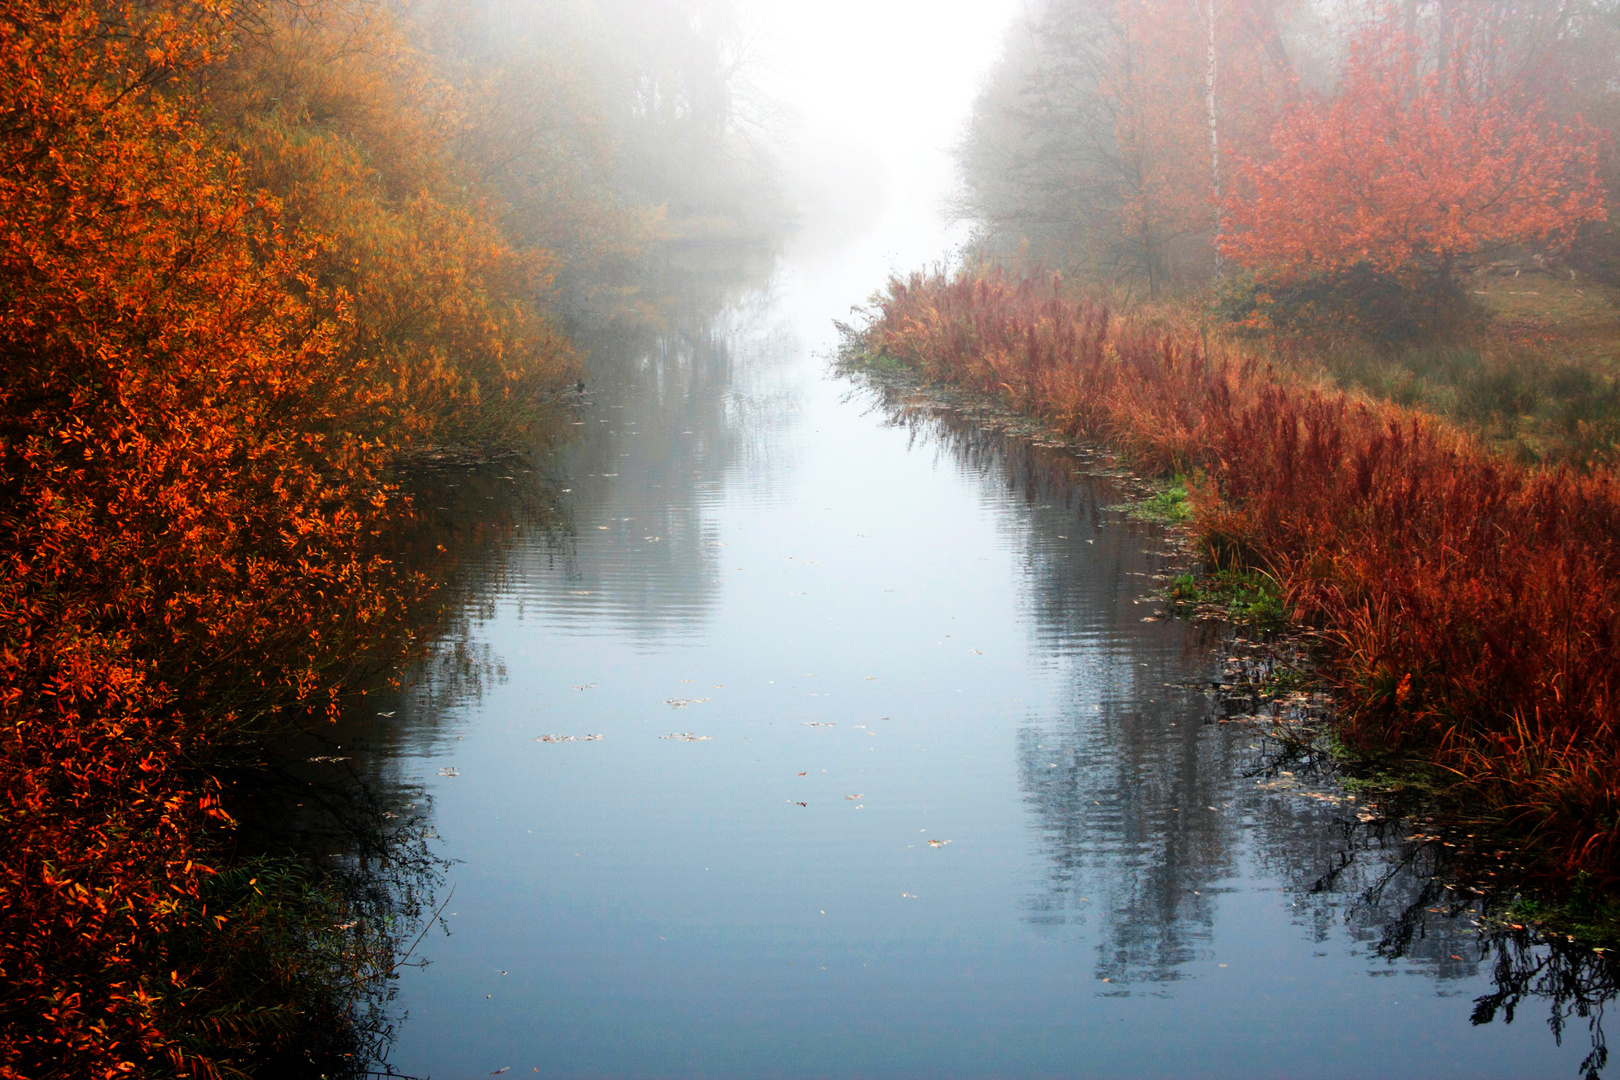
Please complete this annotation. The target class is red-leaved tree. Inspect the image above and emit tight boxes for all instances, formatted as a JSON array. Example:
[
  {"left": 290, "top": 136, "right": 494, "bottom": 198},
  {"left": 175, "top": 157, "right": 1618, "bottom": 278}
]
[{"left": 1219, "top": 12, "right": 1607, "bottom": 291}]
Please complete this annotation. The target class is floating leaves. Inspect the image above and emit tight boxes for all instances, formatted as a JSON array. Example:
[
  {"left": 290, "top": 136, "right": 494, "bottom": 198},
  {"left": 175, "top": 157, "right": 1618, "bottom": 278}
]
[
  {"left": 660, "top": 733, "right": 712, "bottom": 742},
  {"left": 927, "top": 839, "right": 951, "bottom": 848},
  {"left": 438, "top": 767, "right": 461, "bottom": 778},
  {"left": 663, "top": 698, "right": 709, "bottom": 709},
  {"left": 572, "top": 683, "right": 598, "bottom": 691},
  {"left": 533, "top": 734, "right": 603, "bottom": 743}
]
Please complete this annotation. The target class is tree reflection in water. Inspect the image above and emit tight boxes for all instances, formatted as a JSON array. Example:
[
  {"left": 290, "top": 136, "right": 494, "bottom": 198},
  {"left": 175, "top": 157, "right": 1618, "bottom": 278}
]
[
  {"left": 263, "top": 242, "right": 788, "bottom": 1071},
  {"left": 852, "top": 372, "right": 1620, "bottom": 1077}
]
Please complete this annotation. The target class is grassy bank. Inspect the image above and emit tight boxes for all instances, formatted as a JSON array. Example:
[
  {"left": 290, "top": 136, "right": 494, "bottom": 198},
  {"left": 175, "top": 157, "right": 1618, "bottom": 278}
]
[
  {"left": 1269, "top": 275, "right": 1620, "bottom": 472},
  {"left": 853, "top": 266, "right": 1620, "bottom": 885}
]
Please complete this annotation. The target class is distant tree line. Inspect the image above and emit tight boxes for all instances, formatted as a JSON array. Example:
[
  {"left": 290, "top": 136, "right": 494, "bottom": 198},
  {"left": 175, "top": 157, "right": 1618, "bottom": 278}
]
[{"left": 957, "top": 0, "right": 1617, "bottom": 308}]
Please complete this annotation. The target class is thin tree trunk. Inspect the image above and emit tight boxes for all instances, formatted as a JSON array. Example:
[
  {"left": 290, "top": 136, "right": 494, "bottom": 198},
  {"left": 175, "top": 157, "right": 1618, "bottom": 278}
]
[{"left": 1203, "top": 0, "right": 1222, "bottom": 270}]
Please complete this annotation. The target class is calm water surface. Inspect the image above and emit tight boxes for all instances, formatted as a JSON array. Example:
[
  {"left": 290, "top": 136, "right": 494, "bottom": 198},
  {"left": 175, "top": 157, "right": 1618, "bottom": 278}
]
[{"left": 337, "top": 222, "right": 1610, "bottom": 1079}]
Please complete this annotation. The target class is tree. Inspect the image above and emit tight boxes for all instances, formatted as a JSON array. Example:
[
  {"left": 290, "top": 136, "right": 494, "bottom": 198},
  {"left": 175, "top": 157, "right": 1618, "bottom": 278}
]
[
  {"left": 1219, "top": 10, "right": 1608, "bottom": 294},
  {"left": 955, "top": 0, "right": 1294, "bottom": 293}
]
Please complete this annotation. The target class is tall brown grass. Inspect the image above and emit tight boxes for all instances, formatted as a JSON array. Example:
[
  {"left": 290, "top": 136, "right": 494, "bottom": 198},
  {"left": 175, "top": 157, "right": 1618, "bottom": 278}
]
[{"left": 863, "top": 267, "right": 1620, "bottom": 878}]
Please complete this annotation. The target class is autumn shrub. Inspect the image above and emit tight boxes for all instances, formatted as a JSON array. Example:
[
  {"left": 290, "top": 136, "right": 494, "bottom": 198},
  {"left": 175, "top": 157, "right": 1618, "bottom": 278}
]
[
  {"left": 0, "top": 0, "right": 578, "bottom": 1074},
  {"left": 212, "top": 0, "right": 582, "bottom": 450},
  {"left": 1220, "top": 9, "right": 1606, "bottom": 326},
  {"left": 860, "top": 266, "right": 1620, "bottom": 880}
]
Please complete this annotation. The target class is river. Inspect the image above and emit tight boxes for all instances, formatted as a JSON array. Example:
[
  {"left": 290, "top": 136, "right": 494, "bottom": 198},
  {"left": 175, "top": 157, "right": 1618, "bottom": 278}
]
[{"left": 316, "top": 211, "right": 1614, "bottom": 1080}]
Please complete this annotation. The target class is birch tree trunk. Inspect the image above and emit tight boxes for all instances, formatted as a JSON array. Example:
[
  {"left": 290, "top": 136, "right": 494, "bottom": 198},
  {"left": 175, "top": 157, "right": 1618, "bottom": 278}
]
[{"left": 1204, "top": 0, "right": 1222, "bottom": 269}]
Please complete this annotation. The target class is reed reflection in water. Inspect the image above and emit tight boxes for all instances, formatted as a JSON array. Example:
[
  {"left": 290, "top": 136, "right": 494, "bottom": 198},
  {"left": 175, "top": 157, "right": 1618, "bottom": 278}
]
[{"left": 336, "top": 249, "right": 1617, "bottom": 1080}]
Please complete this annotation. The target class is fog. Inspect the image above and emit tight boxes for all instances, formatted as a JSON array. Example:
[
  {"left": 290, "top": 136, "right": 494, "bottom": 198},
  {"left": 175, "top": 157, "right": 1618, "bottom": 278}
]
[{"left": 737, "top": 0, "right": 1027, "bottom": 261}]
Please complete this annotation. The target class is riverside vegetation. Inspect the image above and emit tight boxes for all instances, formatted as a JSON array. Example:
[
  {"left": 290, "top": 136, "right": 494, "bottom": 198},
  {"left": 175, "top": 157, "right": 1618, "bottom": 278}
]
[
  {"left": 0, "top": 0, "right": 778, "bottom": 1075},
  {"left": 850, "top": 266, "right": 1620, "bottom": 906},
  {"left": 858, "top": 0, "right": 1620, "bottom": 915}
]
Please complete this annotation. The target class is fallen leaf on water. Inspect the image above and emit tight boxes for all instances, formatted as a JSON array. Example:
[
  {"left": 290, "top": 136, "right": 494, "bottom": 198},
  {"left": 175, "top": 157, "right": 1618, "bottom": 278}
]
[
  {"left": 795, "top": 801, "right": 807, "bottom": 807},
  {"left": 491, "top": 1068, "right": 509, "bottom": 1075},
  {"left": 927, "top": 839, "right": 951, "bottom": 848},
  {"left": 437, "top": 768, "right": 460, "bottom": 778},
  {"left": 660, "top": 733, "right": 712, "bottom": 742},
  {"left": 663, "top": 698, "right": 709, "bottom": 708},
  {"left": 572, "top": 684, "right": 598, "bottom": 691},
  {"left": 533, "top": 734, "right": 603, "bottom": 743},
  {"left": 797, "top": 772, "right": 807, "bottom": 776},
  {"left": 376, "top": 710, "right": 395, "bottom": 717},
  {"left": 307, "top": 755, "right": 349, "bottom": 763},
  {"left": 802, "top": 721, "right": 835, "bottom": 727},
  {"left": 900, "top": 892, "right": 917, "bottom": 898},
  {"left": 846, "top": 794, "right": 863, "bottom": 800}
]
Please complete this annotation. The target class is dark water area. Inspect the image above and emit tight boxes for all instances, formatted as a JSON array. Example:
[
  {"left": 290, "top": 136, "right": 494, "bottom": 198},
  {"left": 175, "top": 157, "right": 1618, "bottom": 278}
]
[{"left": 318, "top": 232, "right": 1618, "bottom": 1080}]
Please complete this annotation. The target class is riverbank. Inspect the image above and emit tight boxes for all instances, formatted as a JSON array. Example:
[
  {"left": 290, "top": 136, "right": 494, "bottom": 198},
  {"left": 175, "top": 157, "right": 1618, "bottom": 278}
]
[
  {"left": 846, "top": 266, "right": 1620, "bottom": 895},
  {"left": 840, "top": 351, "right": 1620, "bottom": 970}
]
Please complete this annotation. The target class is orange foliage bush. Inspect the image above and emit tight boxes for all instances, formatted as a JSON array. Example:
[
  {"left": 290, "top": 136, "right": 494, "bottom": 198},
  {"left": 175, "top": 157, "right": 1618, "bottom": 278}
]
[
  {"left": 214, "top": 0, "right": 581, "bottom": 447},
  {"left": 864, "top": 267, "right": 1620, "bottom": 878},
  {"left": 0, "top": 0, "right": 576, "bottom": 1074},
  {"left": 1221, "top": 11, "right": 1607, "bottom": 287}
]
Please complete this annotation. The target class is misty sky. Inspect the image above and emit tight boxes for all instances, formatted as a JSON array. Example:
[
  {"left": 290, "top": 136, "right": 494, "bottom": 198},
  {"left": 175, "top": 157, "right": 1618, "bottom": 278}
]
[{"left": 737, "top": 0, "right": 1025, "bottom": 247}]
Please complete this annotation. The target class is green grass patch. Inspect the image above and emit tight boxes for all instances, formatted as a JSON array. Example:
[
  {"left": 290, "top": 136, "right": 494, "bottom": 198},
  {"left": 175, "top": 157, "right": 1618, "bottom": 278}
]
[
  {"left": 1124, "top": 479, "right": 1194, "bottom": 524},
  {"left": 1170, "top": 567, "right": 1287, "bottom": 629},
  {"left": 1505, "top": 874, "right": 1620, "bottom": 950}
]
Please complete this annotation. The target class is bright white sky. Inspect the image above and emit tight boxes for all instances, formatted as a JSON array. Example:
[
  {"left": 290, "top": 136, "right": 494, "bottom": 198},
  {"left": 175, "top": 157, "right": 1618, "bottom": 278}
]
[
  {"left": 736, "top": 0, "right": 1028, "bottom": 251},
  {"left": 740, "top": 0, "right": 1025, "bottom": 160}
]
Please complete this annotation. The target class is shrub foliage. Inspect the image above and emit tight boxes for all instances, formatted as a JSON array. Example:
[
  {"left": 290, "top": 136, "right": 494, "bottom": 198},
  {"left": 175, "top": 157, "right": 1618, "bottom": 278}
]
[{"left": 0, "top": 0, "right": 576, "bottom": 1073}]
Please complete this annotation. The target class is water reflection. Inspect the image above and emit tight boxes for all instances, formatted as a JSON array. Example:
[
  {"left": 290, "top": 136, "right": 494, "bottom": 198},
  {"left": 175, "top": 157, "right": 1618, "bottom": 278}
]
[
  {"left": 857, "top": 376, "right": 1620, "bottom": 1072},
  {"left": 341, "top": 265, "right": 1620, "bottom": 1079},
  {"left": 495, "top": 246, "right": 791, "bottom": 642}
]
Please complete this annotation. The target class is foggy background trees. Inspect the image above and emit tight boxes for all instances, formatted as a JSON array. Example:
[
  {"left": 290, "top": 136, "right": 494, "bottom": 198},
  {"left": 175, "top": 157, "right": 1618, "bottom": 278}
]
[{"left": 955, "top": 0, "right": 1620, "bottom": 299}]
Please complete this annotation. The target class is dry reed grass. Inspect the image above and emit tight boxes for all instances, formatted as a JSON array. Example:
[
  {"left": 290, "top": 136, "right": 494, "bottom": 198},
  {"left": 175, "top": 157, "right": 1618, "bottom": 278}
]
[{"left": 863, "top": 267, "right": 1620, "bottom": 878}]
